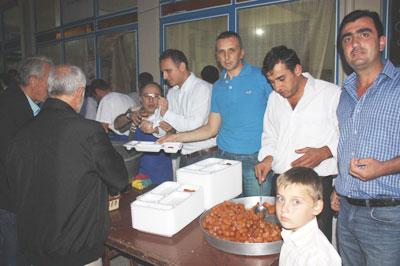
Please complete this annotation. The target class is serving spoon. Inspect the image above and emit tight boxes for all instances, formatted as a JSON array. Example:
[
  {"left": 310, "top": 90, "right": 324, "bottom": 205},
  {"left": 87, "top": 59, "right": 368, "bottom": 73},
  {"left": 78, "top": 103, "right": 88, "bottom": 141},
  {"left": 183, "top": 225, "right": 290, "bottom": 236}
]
[{"left": 254, "top": 181, "right": 267, "bottom": 219}]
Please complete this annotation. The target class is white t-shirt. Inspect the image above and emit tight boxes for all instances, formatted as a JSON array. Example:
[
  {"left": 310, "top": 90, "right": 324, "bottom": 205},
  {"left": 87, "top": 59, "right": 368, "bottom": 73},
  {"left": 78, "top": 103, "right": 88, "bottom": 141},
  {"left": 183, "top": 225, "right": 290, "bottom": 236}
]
[
  {"left": 163, "top": 73, "right": 216, "bottom": 155},
  {"left": 279, "top": 218, "right": 341, "bottom": 266},
  {"left": 258, "top": 73, "right": 341, "bottom": 176},
  {"left": 96, "top": 91, "right": 137, "bottom": 136}
]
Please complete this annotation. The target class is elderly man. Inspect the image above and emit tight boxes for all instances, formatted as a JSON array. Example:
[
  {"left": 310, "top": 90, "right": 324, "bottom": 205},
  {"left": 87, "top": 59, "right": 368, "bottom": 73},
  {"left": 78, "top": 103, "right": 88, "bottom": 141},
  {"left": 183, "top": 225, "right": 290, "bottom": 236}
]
[
  {"left": 255, "top": 45, "right": 341, "bottom": 241},
  {"left": 0, "top": 56, "right": 53, "bottom": 265},
  {"left": 6, "top": 64, "right": 128, "bottom": 266},
  {"left": 332, "top": 10, "right": 400, "bottom": 266},
  {"left": 160, "top": 31, "right": 272, "bottom": 197}
]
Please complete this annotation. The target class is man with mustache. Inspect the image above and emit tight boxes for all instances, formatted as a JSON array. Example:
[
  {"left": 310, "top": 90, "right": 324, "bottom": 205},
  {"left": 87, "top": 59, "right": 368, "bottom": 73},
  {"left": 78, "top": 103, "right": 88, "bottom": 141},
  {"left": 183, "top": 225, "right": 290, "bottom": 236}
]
[{"left": 332, "top": 10, "right": 400, "bottom": 266}]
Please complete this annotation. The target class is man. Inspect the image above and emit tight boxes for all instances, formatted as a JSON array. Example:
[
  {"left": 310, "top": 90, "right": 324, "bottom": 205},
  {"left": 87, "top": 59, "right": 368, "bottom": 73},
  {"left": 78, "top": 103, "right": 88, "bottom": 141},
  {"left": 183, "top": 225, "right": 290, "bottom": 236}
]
[
  {"left": 160, "top": 31, "right": 272, "bottom": 196},
  {"left": 331, "top": 10, "right": 400, "bottom": 265},
  {"left": 255, "top": 45, "right": 341, "bottom": 241},
  {"left": 6, "top": 64, "right": 128, "bottom": 266},
  {"left": 0, "top": 56, "right": 53, "bottom": 265},
  {"left": 159, "top": 49, "right": 216, "bottom": 166},
  {"left": 115, "top": 82, "right": 173, "bottom": 185},
  {"left": 94, "top": 78, "right": 137, "bottom": 140},
  {"left": 128, "top": 72, "right": 154, "bottom": 105}
]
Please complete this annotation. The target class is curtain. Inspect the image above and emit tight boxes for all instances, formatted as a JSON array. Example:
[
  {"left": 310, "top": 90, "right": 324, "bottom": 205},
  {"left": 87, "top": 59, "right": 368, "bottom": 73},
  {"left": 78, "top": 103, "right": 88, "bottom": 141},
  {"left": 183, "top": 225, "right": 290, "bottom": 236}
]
[{"left": 238, "top": 0, "right": 336, "bottom": 81}]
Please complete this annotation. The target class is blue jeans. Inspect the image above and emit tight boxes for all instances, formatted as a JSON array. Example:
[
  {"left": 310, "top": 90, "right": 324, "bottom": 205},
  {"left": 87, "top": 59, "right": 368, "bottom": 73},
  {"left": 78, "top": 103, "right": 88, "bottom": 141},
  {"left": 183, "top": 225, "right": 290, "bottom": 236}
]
[
  {"left": 337, "top": 198, "right": 400, "bottom": 266},
  {"left": 216, "top": 149, "right": 273, "bottom": 197},
  {"left": 0, "top": 209, "right": 17, "bottom": 266}
]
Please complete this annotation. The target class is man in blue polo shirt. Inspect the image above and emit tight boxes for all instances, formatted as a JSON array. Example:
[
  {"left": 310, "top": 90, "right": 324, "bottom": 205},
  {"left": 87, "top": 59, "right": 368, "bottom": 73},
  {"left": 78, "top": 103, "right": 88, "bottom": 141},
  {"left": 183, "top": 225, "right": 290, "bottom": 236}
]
[{"left": 160, "top": 31, "right": 272, "bottom": 196}]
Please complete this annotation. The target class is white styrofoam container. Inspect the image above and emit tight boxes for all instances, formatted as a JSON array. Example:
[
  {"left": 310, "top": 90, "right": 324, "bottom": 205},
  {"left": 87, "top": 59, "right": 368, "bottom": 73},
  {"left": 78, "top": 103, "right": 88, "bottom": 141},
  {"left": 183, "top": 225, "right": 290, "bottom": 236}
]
[
  {"left": 131, "top": 181, "right": 204, "bottom": 237},
  {"left": 176, "top": 158, "right": 242, "bottom": 209}
]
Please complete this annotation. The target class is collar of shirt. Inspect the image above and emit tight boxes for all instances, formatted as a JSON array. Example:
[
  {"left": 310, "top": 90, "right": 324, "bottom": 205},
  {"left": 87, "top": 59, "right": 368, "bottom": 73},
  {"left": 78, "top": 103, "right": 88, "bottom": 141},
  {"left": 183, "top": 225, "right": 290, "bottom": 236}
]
[
  {"left": 343, "top": 60, "right": 396, "bottom": 101},
  {"left": 26, "top": 94, "right": 40, "bottom": 116},
  {"left": 222, "top": 62, "right": 251, "bottom": 80},
  {"left": 280, "top": 217, "right": 319, "bottom": 247}
]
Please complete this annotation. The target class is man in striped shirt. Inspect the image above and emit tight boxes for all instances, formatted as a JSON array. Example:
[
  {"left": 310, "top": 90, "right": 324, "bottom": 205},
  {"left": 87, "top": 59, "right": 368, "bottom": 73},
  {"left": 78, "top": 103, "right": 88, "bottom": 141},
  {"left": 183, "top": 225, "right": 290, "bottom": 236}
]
[{"left": 332, "top": 10, "right": 400, "bottom": 266}]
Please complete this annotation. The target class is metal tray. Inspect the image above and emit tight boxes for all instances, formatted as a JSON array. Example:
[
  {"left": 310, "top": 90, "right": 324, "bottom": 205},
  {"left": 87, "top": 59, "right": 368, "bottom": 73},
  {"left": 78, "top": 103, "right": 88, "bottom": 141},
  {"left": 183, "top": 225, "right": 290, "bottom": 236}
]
[{"left": 200, "top": 196, "right": 282, "bottom": 256}]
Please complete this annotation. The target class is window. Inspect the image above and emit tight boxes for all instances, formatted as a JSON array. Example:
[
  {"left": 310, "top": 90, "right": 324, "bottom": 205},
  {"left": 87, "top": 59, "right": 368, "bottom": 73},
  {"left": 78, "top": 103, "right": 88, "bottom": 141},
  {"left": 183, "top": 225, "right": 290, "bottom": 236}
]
[
  {"left": 37, "top": 43, "right": 62, "bottom": 65},
  {"left": 35, "top": 0, "right": 60, "bottom": 32},
  {"left": 61, "top": 0, "right": 94, "bottom": 25},
  {"left": 98, "top": 31, "right": 137, "bottom": 93},
  {"left": 3, "top": 5, "right": 20, "bottom": 41},
  {"left": 99, "top": 0, "right": 137, "bottom": 15},
  {"left": 165, "top": 16, "right": 228, "bottom": 76},
  {"left": 65, "top": 37, "right": 96, "bottom": 81},
  {"left": 238, "top": 0, "right": 336, "bottom": 82}
]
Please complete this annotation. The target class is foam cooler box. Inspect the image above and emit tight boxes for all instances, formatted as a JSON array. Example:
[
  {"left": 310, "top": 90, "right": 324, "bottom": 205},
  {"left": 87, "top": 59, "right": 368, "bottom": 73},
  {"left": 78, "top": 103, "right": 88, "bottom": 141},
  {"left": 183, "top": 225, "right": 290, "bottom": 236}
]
[
  {"left": 131, "top": 181, "right": 204, "bottom": 237},
  {"left": 177, "top": 158, "right": 242, "bottom": 209}
]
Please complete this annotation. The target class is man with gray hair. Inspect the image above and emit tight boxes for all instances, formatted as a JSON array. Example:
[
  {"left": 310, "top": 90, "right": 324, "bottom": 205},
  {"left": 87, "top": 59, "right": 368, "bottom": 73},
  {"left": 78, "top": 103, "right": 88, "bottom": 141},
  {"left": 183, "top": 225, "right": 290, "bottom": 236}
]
[
  {"left": 0, "top": 56, "right": 53, "bottom": 265},
  {"left": 6, "top": 64, "right": 128, "bottom": 266}
]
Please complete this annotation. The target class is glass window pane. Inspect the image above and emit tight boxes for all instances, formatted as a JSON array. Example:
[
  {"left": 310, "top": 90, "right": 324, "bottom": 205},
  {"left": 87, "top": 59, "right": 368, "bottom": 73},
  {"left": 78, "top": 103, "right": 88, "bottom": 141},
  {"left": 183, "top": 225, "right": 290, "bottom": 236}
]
[
  {"left": 4, "top": 50, "right": 22, "bottom": 71},
  {"left": 98, "top": 31, "right": 137, "bottom": 93},
  {"left": 165, "top": 16, "right": 228, "bottom": 77},
  {"left": 61, "top": 0, "right": 94, "bottom": 25},
  {"left": 37, "top": 44, "right": 61, "bottom": 65},
  {"left": 35, "top": 0, "right": 60, "bottom": 32},
  {"left": 238, "top": 0, "right": 336, "bottom": 82},
  {"left": 65, "top": 37, "right": 95, "bottom": 80},
  {"left": 99, "top": 0, "right": 137, "bottom": 15},
  {"left": 4, "top": 6, "right": 21, "bottom": 41}
]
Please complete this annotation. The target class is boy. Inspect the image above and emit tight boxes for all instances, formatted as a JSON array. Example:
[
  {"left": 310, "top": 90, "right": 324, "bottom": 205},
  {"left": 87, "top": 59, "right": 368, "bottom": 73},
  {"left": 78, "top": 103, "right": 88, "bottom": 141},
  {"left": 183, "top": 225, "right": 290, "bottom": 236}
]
[{"left": 276, "top": 167, "right": 341, "bottom": 266}]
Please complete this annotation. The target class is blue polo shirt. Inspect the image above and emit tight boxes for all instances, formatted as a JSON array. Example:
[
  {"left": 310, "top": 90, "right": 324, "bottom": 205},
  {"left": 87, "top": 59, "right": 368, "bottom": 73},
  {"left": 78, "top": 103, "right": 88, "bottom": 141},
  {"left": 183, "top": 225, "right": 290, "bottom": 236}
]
[{"left": 211, "top": 63, "right": 272, "bottom": 154}]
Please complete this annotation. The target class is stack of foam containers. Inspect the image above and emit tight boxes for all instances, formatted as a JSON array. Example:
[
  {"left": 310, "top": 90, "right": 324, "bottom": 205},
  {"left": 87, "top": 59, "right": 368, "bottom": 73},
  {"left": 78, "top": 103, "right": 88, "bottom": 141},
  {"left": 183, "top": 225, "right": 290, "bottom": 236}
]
[
  {"left": 131, "top": 181, "right": 204, "bottom": 237},
  {"left": 177, "top": 158, "right": 242, "bottom": 209},
  {"left": 130, "top": 158, "right": 242, "bottom": 237}
]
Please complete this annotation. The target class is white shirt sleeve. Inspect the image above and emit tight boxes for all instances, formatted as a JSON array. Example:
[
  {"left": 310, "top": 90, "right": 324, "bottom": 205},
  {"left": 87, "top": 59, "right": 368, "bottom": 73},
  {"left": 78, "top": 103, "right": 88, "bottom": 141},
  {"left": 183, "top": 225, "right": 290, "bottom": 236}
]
[
  {"left": 163, "top": 79, "right": 212, "bottom": 133},
  {"left": 325, "top": 88, "right": 341, "bottom": 159},
  {"left": 258, "top": 93, "right": 278, "bottom": 161}
]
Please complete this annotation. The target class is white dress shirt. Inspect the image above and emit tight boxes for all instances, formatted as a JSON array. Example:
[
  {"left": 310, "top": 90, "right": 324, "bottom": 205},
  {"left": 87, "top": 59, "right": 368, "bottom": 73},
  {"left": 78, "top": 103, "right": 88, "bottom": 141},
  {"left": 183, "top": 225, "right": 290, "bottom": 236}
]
[
  {"left": 279, "top": 218, "right": 341, "bottom": 266},
  {"left": 258, "top": 73, "right": 341, "bottom": 176},
  {"left": 96, "top": 92, "right": 137, "bottom": 136},
  {"left": 163, "top": 73, "right": 216, "bottom": 155}
]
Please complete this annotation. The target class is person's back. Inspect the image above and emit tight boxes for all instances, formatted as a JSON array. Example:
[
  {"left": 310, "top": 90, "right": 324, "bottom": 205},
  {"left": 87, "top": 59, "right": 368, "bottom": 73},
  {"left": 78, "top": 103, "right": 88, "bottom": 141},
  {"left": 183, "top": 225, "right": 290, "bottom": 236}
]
[
  {"left": 6, "top": 65, "right": 128, "bottom": 265},
  {"left": 275, "top": 167, "right": 341, "bottom": 266}
]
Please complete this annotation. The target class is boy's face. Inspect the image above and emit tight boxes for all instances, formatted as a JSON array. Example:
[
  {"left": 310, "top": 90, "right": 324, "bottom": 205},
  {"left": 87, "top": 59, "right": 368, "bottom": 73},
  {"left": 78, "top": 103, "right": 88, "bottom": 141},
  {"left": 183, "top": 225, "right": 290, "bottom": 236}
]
[{"left": 276, "top": 183, "right": 322, "bottom": 231}]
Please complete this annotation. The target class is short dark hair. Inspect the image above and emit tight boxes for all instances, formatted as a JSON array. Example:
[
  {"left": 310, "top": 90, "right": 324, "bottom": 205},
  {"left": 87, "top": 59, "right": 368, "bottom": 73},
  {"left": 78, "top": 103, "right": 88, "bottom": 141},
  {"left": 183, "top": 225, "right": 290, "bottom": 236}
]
[
  {"left": 159, "top": 49, "right": 189, "bottom": 70},
  {"left": 138, "top": 72, "right": 153, "bottom": 89},
  {"left": 337, "top": 10, "right": 384, "bottom": 57},
  {"left": 277, "top": 167, "right": 323, "bottom": 202},
  {"left": 216, "top": 31, "right": 243, "bottom": 49},
  {"left": 262, "top": 45, "right": 301, "bottom": 76},
  {"left": 200, "top": 65, "right": 219, "bottom": 84},
  {"left": 139, "top": 81, "right": 162, "bottom": 96},
  {"left": 90, "top": 79, "right": 110, "bottom": 91}
]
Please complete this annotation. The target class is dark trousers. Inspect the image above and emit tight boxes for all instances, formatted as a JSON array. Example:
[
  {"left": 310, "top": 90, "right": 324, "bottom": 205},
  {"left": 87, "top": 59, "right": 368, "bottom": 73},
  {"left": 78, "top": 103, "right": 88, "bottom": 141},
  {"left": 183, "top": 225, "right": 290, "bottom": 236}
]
[
  {"left": 0, "top": 209, "right": 17, "bottom": 266},
  {"left": 271, "top": 173, "right": 335, "bottom": 241}
]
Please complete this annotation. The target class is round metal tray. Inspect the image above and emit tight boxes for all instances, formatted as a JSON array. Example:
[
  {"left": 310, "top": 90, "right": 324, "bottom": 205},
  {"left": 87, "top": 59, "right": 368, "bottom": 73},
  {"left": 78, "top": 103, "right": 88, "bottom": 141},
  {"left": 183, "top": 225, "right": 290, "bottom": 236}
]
[{"left": 200, "top": 196, "right": 282, "bottom": 256}]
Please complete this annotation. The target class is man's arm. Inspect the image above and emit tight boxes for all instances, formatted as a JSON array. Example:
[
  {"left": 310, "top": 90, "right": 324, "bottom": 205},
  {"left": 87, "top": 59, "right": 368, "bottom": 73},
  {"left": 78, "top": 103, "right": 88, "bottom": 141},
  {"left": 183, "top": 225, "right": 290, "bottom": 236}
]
[
  {"left": 349, "top": 156, "right": 400, "bottom": 181},
  {"left": 291, "top": 146, "right": 332, "bottom": 168},
  {"left": 158, "top": 112, "right": 221, "bottom": 143}
]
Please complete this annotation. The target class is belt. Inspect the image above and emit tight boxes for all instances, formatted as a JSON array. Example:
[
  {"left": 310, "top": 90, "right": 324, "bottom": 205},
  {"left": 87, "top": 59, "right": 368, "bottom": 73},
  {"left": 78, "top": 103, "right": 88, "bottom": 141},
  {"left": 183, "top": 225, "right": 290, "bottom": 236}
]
[
  {"left": 344, "top": 196, "right": 400, "bottom": 207},
  {"left": 182, "top": 146, "right": 218, "bottom": 159}
]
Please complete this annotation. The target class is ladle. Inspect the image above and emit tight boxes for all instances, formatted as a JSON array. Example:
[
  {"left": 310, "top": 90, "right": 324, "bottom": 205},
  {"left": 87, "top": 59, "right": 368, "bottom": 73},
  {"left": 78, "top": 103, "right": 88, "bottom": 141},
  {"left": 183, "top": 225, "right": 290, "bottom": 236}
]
[{"left": 254, "top": 181, "right": 267, "bottom": 219}]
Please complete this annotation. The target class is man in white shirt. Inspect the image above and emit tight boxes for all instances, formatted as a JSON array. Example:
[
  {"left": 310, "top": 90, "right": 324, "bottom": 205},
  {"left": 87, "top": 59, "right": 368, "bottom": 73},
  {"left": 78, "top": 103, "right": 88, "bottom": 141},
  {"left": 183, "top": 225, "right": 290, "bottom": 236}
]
[
  {"left": 93, "top": 79, "right": 137, "bottom": 140},
  {"left": 255, "top": 45, "right": 341, "bottom": 241},
  {"left": 158, "top": 49, "right": 216, "bottom": 166}
]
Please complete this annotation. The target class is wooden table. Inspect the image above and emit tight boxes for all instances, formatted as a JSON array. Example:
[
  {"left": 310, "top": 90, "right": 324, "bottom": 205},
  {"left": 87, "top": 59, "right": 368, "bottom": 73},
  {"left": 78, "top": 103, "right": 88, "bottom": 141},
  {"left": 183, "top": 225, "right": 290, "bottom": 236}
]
[{"left": 104, "top": 188, "right": 279, "bottom": 266}]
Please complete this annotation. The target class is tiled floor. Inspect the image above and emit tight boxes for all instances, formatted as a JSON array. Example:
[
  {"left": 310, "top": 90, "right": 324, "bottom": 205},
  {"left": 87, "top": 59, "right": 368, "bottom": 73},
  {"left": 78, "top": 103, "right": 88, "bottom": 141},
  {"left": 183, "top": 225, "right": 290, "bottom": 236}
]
[{"left": 110, "top": 255, "right": 130, "bottom": 266}]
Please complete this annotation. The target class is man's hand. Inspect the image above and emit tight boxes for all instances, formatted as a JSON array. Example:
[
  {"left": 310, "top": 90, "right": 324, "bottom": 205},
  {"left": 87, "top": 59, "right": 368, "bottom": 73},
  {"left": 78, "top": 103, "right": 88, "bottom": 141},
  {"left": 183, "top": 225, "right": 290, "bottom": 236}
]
[
  {"left": 291, "top": 146, "right": 332, "bottom": 168},
  {"left": 139, "top": 120, "right": 155, "bottom": 134},
  {"left": 131, "top": 109, "right": 149, "bottom": 126},
  {"left": 349, "top": 158, "right": 384, "bottom": 181},
  {"left": 158, "top": 133, "right": 180, "bottom": 144},
  {"left": 255, "top": 156, "right": 273, "bottom": 184},
  {"left": 158, "top": 97, "right": 168, "bottom": 116},
  {"left": 159, "top": 121, "right": 174, "bottom": 133},
  {"left": 330, "top": 190, "right": 340, "bottom": 212}
]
